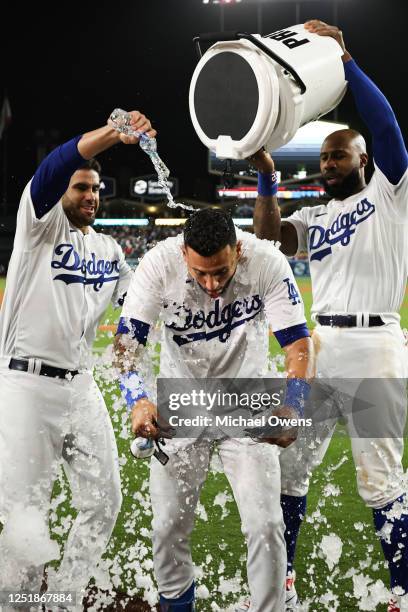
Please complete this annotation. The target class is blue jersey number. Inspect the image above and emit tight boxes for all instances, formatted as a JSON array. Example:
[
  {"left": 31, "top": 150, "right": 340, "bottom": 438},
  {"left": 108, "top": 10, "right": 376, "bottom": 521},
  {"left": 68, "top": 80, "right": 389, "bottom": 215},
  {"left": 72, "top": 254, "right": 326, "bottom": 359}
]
[{"left": 283, "top": 277, "right": 301, "bottom": 306}]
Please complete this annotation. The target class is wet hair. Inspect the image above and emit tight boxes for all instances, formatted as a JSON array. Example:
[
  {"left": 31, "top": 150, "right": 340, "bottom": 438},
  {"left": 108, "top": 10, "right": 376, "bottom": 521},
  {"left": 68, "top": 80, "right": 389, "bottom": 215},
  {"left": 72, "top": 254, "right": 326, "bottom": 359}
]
[
  {"left": 184, "top": 208, "right": 237, "bottom": 257},
  {"left": 78, "top": 158, "right": 102, "bottom": 175}
]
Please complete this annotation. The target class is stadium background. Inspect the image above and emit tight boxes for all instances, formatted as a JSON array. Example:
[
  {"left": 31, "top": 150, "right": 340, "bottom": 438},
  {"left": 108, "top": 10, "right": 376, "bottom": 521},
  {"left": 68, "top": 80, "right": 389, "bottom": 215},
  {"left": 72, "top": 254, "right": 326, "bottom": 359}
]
[{"left": 1, "top": 0, "right": 407, "bottom": 609}]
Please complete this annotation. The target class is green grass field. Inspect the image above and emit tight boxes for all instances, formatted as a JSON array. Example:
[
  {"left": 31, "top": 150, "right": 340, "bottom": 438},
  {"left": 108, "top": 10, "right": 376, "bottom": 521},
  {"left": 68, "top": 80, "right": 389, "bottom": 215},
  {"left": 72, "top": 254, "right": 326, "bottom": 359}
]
[{"left": 1, "top": 276, "right": 408, "bottom": 611}]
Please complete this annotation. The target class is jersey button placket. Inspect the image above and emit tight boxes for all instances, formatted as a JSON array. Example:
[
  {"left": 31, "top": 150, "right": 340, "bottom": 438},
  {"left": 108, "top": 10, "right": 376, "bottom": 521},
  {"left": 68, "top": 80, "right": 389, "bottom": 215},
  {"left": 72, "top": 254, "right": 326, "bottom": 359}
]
[
  {"left": 330, "top": 246, "right": 343, "bottom": 311},
  {"left": 81, "top": 234, "right": 90, "bottom": 339},
  {"left": 205, "top": 295, "right": 222, "bottom": 377}
]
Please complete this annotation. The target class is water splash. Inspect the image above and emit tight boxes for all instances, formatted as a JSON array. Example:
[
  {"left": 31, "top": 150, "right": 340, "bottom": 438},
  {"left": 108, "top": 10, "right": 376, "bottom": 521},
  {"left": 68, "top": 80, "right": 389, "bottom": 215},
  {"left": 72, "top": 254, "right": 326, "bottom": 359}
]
[{"left": 109, "top": 108, "right": 195, "bottom": 212}]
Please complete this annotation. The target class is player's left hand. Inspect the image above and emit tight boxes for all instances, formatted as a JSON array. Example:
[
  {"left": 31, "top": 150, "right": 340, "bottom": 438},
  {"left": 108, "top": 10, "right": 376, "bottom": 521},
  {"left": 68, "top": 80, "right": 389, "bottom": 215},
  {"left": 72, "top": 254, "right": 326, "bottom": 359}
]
[
  {"left": 304, "top": 20, "right": 351, "bottom": 61},
  {"left": 245, "top": 406, "right": 299, "bottom": 448}
]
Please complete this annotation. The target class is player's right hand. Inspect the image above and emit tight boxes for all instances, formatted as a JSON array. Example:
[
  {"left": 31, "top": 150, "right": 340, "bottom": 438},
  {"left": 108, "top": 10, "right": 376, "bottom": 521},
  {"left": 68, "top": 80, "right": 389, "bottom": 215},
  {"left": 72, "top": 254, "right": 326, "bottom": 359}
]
[
  {"left": 246, "top": 149, "right": 275, "bottom": 174},
  {"left": 130, "top": 398, "right": 159, "bottom": 438},
  {"left": 109, "top": 110, "right": 157, "bottom": 145}
]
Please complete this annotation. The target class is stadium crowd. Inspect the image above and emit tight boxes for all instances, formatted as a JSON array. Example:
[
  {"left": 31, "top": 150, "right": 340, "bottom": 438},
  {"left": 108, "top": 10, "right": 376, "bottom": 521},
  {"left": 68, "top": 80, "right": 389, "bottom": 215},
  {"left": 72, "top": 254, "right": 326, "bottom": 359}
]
[
  {"left": 97, "top": 196, "right": 322, "bottom": 262},
  {"left": 99, "top": 226, "right": 182, "bottom": 260}
]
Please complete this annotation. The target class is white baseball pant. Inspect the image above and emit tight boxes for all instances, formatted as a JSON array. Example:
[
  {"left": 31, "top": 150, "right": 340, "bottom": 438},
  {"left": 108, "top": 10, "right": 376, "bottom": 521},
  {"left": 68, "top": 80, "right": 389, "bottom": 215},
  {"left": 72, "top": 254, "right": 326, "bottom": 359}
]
[
  {"left": 149, "top": 438, "right": 286, "bottom": 612},
  {"left": 0, "top": 367, "right": 122, "bottom": 602},
  {"left": 280, "top": 323, "right": 408, "bottom": 508}
]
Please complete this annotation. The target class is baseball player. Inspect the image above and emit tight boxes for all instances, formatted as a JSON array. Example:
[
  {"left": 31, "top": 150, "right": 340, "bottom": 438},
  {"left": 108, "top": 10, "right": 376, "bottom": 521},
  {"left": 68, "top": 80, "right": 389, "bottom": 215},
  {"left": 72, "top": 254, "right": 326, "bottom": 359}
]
[
  {"left": 115, "top": 208, "right": 314, "bottom": 612},
  {"left": 252, "top": 20, "right": 408, "bottom": 612},
  {"left": 0, "top": 111, "right": 156, "bottom": 607}
]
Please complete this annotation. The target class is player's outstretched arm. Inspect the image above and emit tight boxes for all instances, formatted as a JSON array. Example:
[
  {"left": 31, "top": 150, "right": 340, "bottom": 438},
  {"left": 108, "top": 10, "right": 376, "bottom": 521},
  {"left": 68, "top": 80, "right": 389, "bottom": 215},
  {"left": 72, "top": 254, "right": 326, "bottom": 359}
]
[
  {"left": 80, "top": 111, "right": 156, "bottom": 159},
  {"left": 114, "top": 329, "right": 160, "bottom": 439},
  {"left": 305, "top": 20, "right": 408, "bottom": 185},
  {"left": 114, "top": 246, "right": 164, "bottom": 439},
  {"left": 31, "top": 110, "right": 156, "bottom": 219},
  {"left": 250, "top": 149, "right": 298, "bottom": 255},
  {"left": 269, "top": 337, "right": 314, "bottom": 448},
  {"left": 261, "top": 256, "right": 315, "bottom": 447}
]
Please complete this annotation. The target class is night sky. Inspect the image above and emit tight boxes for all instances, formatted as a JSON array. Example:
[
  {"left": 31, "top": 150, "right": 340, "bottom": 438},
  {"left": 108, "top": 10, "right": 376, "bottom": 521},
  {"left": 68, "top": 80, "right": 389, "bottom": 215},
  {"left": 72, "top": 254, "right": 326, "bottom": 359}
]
[{"left": 2, "top": 0, "right": 407, "bottom": 208}]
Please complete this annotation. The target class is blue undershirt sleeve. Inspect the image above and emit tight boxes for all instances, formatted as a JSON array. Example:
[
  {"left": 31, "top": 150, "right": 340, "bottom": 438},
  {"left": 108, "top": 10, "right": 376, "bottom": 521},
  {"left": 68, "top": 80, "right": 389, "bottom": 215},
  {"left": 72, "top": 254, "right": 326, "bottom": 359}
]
[
  {"left": 344, "top": 60, "right": 408, "bottom": 185},
  {"left": 274, "top": 322, "right": 310, "bottom": 349},
  {"left": 116, "top": 317, "right": 150, "bottom": 345},
  {"left": 30, "top": 135, "right": 86, "bottom": 218}
]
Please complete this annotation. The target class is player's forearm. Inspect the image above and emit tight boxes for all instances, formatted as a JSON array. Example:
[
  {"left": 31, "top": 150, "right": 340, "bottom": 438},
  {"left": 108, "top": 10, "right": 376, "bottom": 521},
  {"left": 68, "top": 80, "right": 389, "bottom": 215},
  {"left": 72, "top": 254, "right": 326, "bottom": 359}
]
[
  {"left": 253, "top": 169, "right": 281, "bottom": 241},
  {"left": 277, "top": 338, "right": 314, "bottom": 435},
  {"left": 114, "top": 332, "right": 159, "bottom": 425},
  {"left": 114, "top": 333, "right": 151, "bottom": 415},
  {"left": 253, "top": 195, "right": 282, "bottom": 242},
  {"left": 345, "top": 59, "right": 408, "bottom": 183},
  {"left": 114, "top": 317, "right": 152, "bottom": 376},
  {"left": 284, "top": 337, "right": 314, "bottom": 381},
  {"left": 78, "top": 125, "right": 121, "bottom": 160},
  {"left": 113, "top": 332, "right": 147, "bottom": 373}
]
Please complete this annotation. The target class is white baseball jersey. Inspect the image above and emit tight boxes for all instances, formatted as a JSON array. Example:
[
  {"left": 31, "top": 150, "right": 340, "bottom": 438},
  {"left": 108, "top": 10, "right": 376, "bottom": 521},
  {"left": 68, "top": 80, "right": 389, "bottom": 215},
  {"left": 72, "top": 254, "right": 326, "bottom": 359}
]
[
  {"left": 285, "top": 164, "right": 408, "bottom": 320},
  {"left": 120, "top": 230, "right": 307, "bottom": 379},
  {"left": 0, "top": 180, "right": 132, "bottom": 370}
]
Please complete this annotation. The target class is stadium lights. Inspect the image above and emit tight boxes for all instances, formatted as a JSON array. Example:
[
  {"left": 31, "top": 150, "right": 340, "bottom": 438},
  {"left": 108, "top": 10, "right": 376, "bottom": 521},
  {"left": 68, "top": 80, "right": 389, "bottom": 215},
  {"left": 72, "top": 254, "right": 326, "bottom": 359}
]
[
  {"left": 155, "top": 219, "right": 187, "bottom": 226},
  {"left": 93, "top": 217, "right": 254, "bottom": 229},
  {"left": 154, "top": 218, "right": 253, "bottom": 227},
  {"left": 94, "top": 219, "right": 149, "bottom": 226},
  {"left": 202, "top": 0, "right": 347, "bottom": 3},
  {"left": 217, "top": 186, "right": 325, "bottom": 199},
  {"left": 202, "top": 0, "right": 242, "bottom": 4},
  {"left": 93, "top": 218, "right": 254, "bottom": 228},
  {"left": 202, "top": 0, "right": 345, "bottom": 3}
]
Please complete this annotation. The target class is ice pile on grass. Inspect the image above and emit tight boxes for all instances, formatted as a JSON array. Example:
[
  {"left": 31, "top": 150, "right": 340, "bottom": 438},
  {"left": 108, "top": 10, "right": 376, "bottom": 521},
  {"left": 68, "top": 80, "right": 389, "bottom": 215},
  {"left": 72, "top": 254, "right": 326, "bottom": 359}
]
[{"left": 319, "top": 534, "right": 343, "bottom": 571}]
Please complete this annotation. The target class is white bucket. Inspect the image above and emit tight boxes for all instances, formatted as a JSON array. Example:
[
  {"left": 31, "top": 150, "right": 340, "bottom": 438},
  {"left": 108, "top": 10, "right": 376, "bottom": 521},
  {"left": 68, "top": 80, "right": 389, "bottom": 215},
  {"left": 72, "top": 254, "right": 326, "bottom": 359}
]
[{"left": 189, "top": 24, "right": 347, "bottom": 159}]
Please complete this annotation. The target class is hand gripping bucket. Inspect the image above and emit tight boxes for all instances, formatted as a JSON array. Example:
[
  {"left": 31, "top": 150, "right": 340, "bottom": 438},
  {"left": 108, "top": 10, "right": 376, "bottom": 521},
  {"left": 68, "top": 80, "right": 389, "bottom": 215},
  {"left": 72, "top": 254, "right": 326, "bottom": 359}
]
[{"left": 189, "top": 25, "right": 347, "bottom": 159}]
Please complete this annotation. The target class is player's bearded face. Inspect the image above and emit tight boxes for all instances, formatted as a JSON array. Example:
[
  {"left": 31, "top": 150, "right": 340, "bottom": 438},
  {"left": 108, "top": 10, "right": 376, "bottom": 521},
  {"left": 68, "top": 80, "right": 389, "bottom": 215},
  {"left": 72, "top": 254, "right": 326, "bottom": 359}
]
[
  {"left": 62, "top": 169, "right": 100, "bottom": 230},
  {"left": 320, "top": 139, "right": 367, "bottom": 200},
  {"left": 321, "top": 166, "right": 362, "bottom": 200},
  {"left": 183, "top": 243, "right": 242, "bottom": 299}
]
